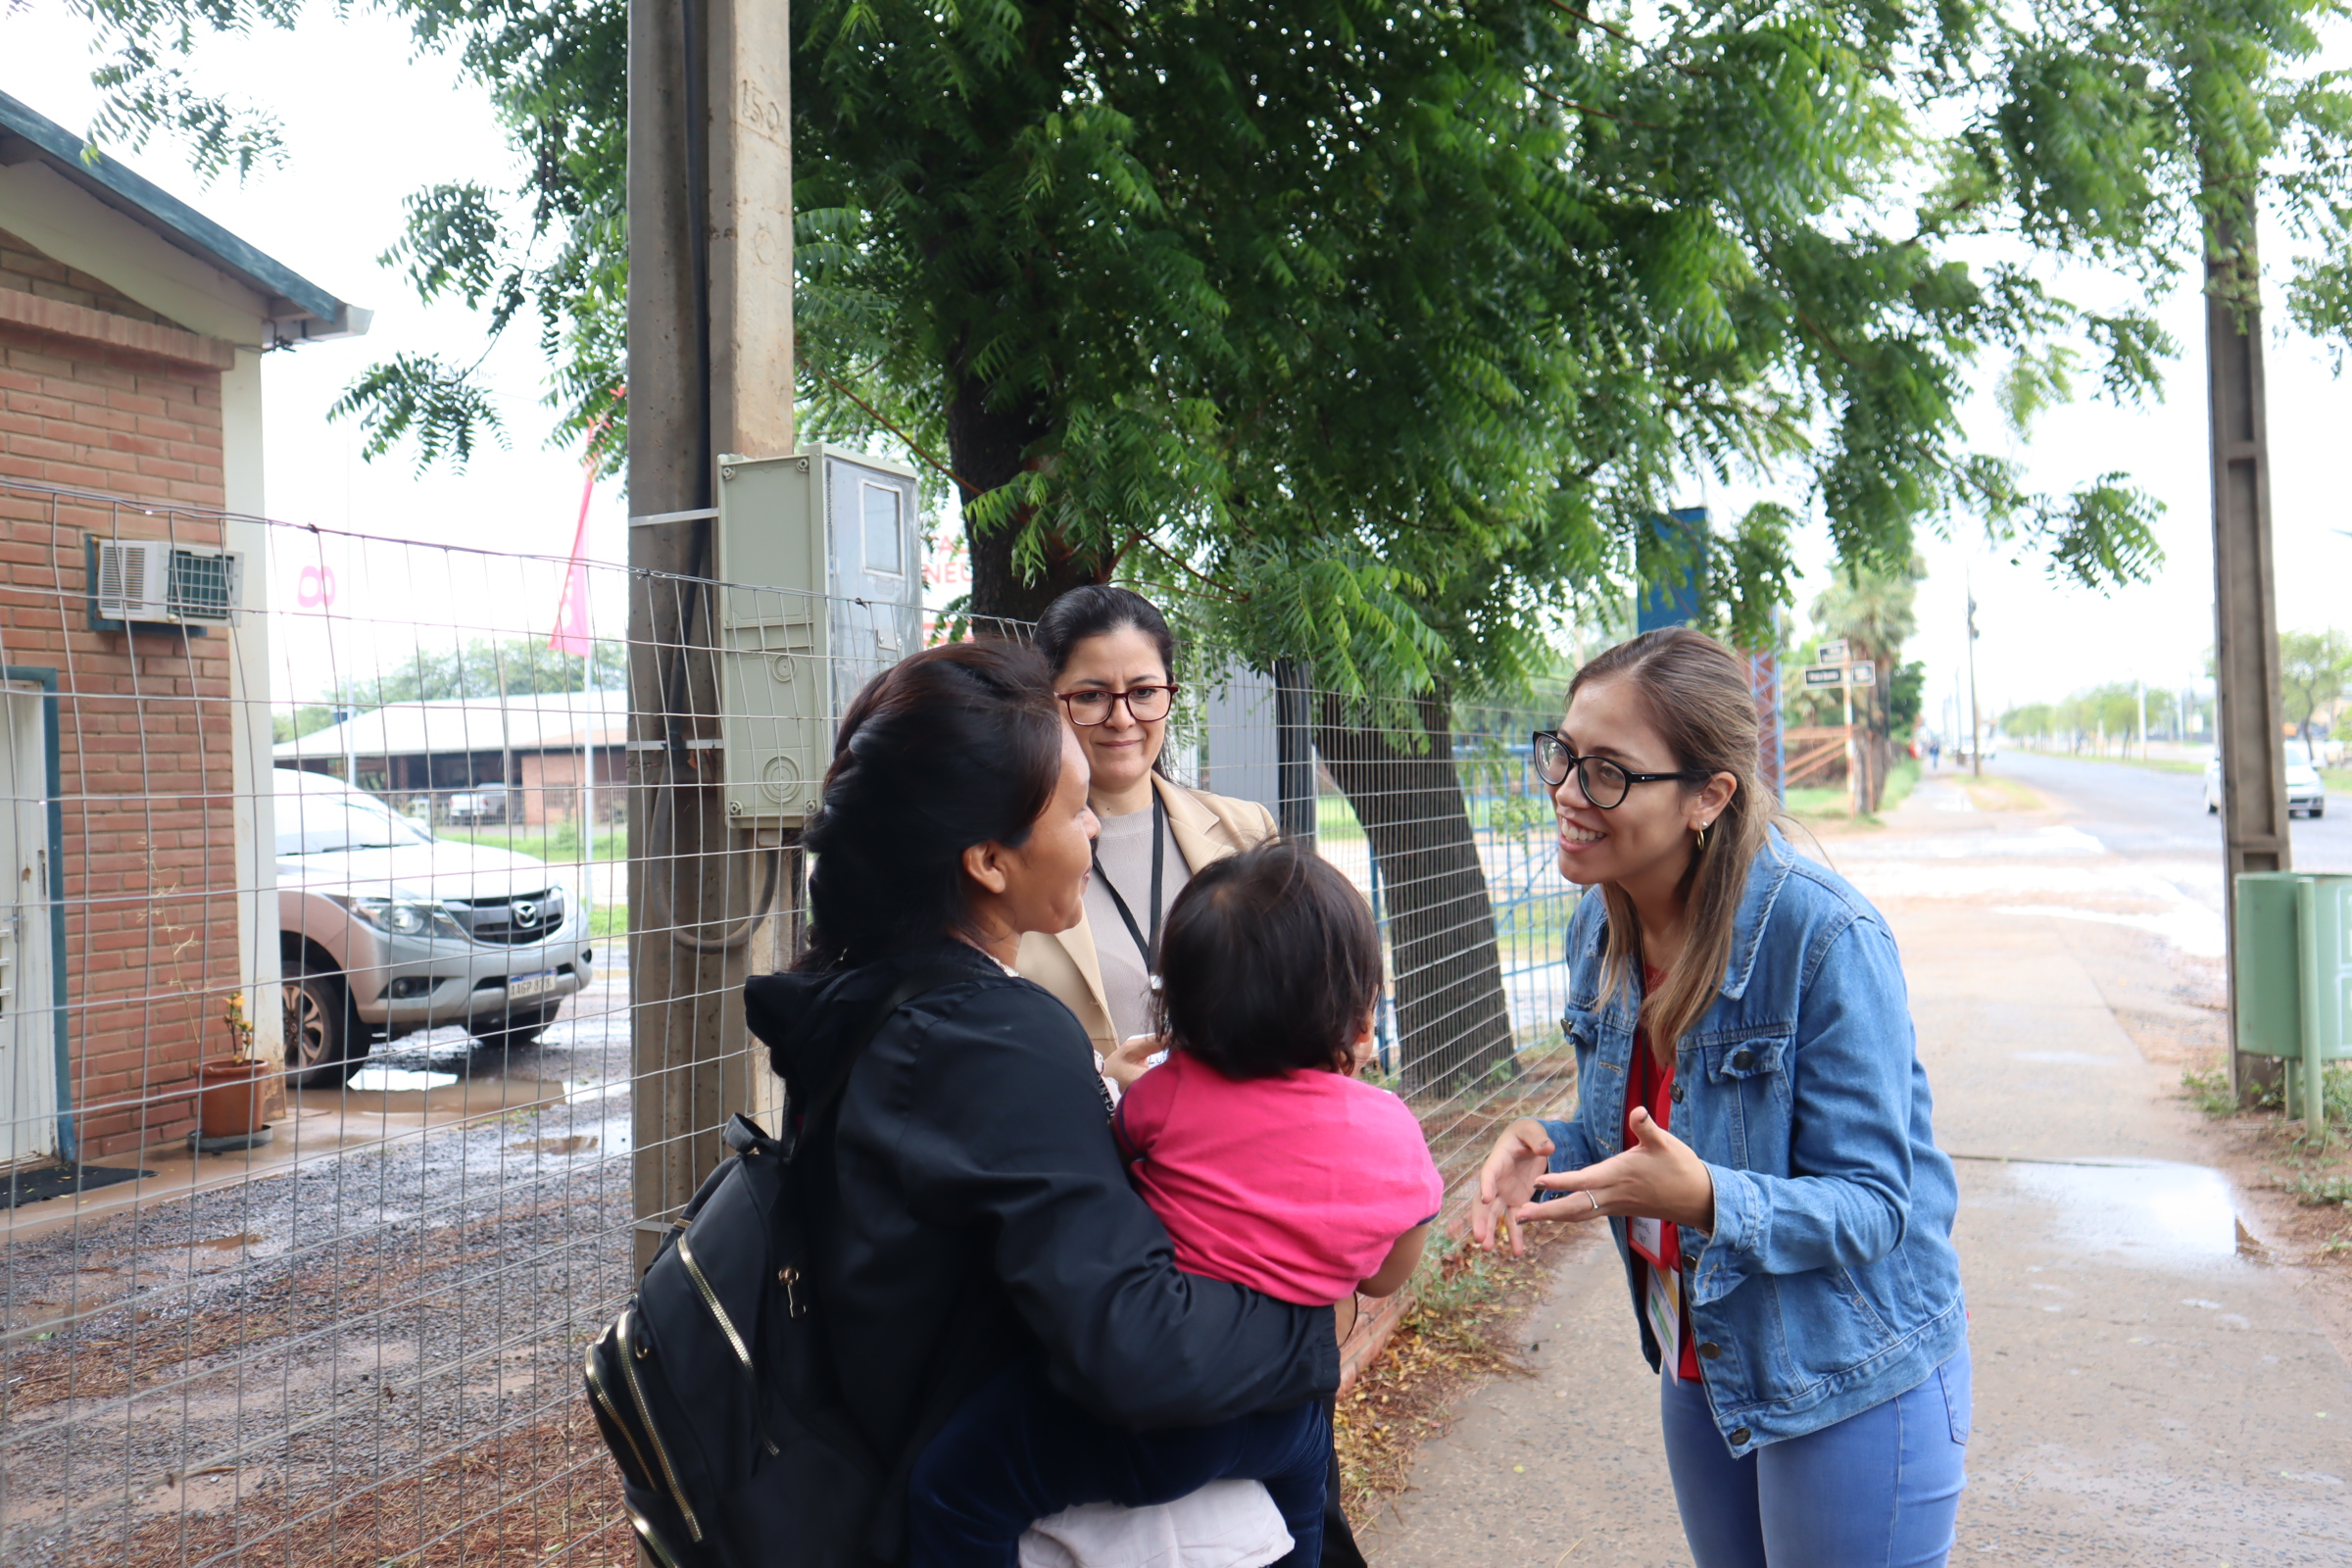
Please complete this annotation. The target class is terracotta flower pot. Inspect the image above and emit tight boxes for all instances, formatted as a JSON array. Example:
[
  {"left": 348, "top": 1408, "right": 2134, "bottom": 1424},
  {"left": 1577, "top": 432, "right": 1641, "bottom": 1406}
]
[{"left": 196, "top": 1058, "right": 270, "bottom": 1138}]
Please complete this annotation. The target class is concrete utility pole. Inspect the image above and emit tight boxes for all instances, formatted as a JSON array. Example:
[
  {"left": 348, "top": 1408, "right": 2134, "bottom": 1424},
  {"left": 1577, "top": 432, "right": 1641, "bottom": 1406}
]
[
  {"left": 627, "top": 0, "right": 798, "bottom": 1268},
  {"left": 2203, "top": 183, "right": 2291, "bottom": 1102}
]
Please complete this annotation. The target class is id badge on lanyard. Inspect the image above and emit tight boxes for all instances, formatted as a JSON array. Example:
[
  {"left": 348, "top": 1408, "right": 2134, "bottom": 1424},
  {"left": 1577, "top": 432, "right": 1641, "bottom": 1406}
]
[{"left": 1631, "top": 1219, "right": 1683, "bottom": 1380}]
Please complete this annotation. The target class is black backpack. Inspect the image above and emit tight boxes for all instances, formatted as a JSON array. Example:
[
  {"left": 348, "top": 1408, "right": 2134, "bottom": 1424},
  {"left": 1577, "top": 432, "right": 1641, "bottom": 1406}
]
[{"left": 584, "top": 965, "right": 972, "bottom": 1568}]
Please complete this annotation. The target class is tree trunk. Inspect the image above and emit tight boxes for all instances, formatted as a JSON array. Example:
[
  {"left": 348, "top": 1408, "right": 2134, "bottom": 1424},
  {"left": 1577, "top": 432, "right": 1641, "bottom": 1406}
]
[
  {"left": 946, "top": 385, "right": 1102, "bottom": 629},
  {"left": 1315, "top": 690, "right": 1517, "bottom": 1097}
]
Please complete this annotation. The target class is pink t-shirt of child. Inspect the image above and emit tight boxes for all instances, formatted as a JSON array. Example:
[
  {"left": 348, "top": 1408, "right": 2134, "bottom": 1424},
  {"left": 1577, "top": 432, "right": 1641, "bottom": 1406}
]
[{"left": 1113, "top": 1050, "right": 1446, "bottom": 1307}]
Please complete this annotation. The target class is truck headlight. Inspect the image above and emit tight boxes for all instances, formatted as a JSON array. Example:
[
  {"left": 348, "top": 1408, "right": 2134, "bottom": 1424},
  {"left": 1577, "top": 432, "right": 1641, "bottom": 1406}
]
[{"left": 333, "top": 894, "right": 462, "bottom": 940}]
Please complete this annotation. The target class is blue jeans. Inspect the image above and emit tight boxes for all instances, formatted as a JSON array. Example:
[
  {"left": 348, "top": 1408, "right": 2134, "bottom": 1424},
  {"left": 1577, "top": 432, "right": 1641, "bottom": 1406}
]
[
  {"left": 907, "top": 1357, "right": 1329, "bottom": 1568},
  {"left": 1659, "top": 1347, "right": 1971, "bottom": 1568}
]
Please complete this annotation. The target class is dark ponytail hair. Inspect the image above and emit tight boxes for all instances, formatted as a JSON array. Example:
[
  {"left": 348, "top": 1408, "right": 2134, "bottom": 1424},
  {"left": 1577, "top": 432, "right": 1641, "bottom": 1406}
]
[{"left": 796, "top": 642, "right": 1064, "bottom": 973}]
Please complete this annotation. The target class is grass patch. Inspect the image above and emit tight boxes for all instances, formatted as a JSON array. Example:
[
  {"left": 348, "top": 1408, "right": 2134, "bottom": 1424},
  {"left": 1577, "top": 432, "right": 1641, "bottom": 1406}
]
[
  {"left": 440, "top": 822, "right": 626, "bottom": 862},
  {"left": 1880, "top": 758, "right": 1919, "bottom": 812},
  {"left": 1316, "top": 793, "right": 1367, "bottom": 846},
  {"left": 2182, "top": 1066, "right": 2245, "bottom": 1119},
  {"left": 2290, "top": 1172, "right": 2352, "bottom": 1206},
  {"left": 2003, "top": 750, "right": 2206, "bottom": 775},
  {"left": 2183, "top": 1061, "right": 2352, "bottom": 1126},
  {"left": 589, "top": 904, "right": 629, "bottom": 939},
  {"left": 1962, "top": 774, "right": 2041, "bottom": 811},
  {"left": 1785, "top": 784, "right": 1854, "bottom": 818}
]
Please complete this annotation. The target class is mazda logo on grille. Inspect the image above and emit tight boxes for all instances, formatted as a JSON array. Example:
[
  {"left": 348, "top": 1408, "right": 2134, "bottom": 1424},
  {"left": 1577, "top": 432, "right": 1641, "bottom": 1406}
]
[{"left": 513, "top": 900, "right": 541, "bottom": 927}]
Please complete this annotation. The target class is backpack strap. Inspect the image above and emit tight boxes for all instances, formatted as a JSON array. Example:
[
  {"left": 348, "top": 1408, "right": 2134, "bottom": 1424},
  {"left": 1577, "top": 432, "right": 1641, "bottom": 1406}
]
[{"left": 792, "top": 959, "right": 987, "bottom": 1142}]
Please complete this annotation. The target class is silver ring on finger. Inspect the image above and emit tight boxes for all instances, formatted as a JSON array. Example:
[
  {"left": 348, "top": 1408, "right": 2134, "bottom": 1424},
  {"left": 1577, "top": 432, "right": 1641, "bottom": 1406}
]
[{"left": 1586, "top": 1191, "right": 1602, "bottom": 1213}]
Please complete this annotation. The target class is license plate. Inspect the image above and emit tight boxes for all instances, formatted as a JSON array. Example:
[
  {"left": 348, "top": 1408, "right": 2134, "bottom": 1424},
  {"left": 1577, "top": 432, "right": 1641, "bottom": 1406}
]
[{"left": 508, "top": 971, "right": 558, "bottom": 1002}]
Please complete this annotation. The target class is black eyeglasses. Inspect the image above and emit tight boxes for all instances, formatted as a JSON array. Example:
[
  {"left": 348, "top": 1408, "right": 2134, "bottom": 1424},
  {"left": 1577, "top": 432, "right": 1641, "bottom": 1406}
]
[
  {"left": 1056, "top": 684, "right": 1179, "bottom": 726},
  {"left": 1531, "top": 731, "right": 1708, "bottom": 808}
]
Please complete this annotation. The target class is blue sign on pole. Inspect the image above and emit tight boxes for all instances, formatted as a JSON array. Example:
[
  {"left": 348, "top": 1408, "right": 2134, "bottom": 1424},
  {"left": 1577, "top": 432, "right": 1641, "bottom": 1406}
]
[{"left": 1637, "top": 508, "right": 1707, "bottom": 631}]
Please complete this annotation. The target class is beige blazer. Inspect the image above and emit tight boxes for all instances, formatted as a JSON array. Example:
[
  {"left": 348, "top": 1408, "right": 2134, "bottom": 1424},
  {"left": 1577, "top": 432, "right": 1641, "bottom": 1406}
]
[{"left": 1016, "top": 773, "right": 1277, "bottom": 1053}]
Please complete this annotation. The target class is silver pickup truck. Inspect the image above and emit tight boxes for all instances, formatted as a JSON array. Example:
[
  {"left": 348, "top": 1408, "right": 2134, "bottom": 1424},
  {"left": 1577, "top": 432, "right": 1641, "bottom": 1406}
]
[{"left": 275, "top": 766, "right": 595, "bottom": 1084}]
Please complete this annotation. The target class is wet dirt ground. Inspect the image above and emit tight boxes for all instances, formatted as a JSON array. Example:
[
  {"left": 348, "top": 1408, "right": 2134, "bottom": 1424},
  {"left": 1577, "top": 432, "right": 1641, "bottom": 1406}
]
[
  {"left": 0, "top": 961, "right": 639, "bottom": 1565},
  {"left": 1365, "top": 762, "right": 2352, "bottom": 1567}
]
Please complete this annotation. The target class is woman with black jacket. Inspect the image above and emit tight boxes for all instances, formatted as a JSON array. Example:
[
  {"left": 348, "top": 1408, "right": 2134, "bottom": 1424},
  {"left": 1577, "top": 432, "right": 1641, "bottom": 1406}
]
[{"left": 744, "top": 641, "right": 1339, "bottom": 1565}]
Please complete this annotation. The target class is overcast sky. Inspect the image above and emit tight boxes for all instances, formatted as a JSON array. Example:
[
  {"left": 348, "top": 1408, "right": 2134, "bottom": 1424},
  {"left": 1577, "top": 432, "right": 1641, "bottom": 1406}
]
[{"left": 9, "top": 3, "right": 2351, "bottom": 723}]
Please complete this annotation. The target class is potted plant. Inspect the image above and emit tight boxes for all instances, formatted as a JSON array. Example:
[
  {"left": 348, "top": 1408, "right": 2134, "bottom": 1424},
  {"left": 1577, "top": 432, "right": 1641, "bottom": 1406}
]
[{"left": 195, "top": 992, "right": 270, "bottom": 1144}]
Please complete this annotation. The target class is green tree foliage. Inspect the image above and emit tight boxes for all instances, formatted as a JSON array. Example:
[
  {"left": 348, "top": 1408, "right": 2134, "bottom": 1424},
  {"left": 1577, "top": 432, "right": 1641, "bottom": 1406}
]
[
  {"left": 2002, "top": 702, "right": 2056, "bottom": 740},
  {"left": 2278, "top": 628, "right": 2352, "bottom": 736},
  {"left": 59, "top": 0, "right": 2209, "bottom": 695},
  {"left": 2012, "top": 683, "right": 2149, "bottom": 749},
  {"left": 272, "top": 635, "right": 623, "bottom": 743}
]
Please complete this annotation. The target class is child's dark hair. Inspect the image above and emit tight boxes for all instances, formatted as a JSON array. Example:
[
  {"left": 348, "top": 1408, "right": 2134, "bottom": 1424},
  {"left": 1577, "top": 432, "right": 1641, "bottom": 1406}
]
[{"left": 1152, "top": 840, "right": 1383, "bottom": 1078}]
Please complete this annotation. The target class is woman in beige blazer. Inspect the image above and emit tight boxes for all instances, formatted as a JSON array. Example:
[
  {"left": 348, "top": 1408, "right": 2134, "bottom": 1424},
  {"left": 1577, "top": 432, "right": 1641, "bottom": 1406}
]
[{"left": 1017, "top": 586, "right": 1274, "bottom": 1087}]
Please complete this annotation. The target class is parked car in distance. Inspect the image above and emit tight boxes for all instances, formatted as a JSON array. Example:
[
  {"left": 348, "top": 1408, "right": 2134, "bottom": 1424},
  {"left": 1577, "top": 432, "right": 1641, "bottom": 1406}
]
[
  {"left": 2204, "top": 746, "right": 2327, "bottom": 818},
  {"left": 445, "top": 782, "right": 511, "bottom": 826},
  {"left": 275, "top": 767, "right": 594, "bottom": 1084}
]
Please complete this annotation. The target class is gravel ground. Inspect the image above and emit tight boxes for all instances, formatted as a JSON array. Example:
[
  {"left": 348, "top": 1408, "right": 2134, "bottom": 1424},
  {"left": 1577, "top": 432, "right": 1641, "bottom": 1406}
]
[{"left": 1, "top": 966, "right": 639, "bottom": 1567}]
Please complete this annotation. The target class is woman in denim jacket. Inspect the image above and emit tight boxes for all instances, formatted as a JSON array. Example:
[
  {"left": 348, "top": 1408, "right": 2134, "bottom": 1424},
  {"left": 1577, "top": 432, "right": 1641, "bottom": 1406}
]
[{"left": 1470, "top": 627, "right": 1969, "bottom": 1568}]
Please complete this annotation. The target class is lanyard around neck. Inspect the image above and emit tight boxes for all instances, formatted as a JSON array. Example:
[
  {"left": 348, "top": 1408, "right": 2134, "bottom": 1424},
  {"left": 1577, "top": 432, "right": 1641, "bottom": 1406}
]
[{"left": 1091, "top": 788, "right": 1166, "bottom": 970}]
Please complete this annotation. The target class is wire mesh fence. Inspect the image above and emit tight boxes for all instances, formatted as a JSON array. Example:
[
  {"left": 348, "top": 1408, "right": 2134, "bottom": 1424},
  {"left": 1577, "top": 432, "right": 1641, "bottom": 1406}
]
[{"left": 0, "top": 473, "right": 1587, "bottom": 1567}]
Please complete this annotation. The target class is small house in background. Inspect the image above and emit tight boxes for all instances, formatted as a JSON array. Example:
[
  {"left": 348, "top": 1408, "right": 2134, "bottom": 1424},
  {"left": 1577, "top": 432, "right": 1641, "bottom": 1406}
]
[
  {"left": 0, "top": 88, "right": 365, "bottom": 1162},
  {"left": 274, "top": 691, "right": 627, "bottom": 827}
]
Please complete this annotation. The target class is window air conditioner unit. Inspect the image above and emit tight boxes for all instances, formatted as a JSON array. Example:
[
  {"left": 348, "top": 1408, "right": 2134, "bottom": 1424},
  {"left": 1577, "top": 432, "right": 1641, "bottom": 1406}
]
[{"left": 87, "top": 539, "right": 244, "bottom": 631}]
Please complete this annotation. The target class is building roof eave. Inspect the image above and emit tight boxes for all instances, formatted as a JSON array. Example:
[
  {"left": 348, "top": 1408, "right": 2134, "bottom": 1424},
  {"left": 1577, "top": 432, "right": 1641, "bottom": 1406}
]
[{"left": 0, "top": 88, "right": 365, "bottom": 344}]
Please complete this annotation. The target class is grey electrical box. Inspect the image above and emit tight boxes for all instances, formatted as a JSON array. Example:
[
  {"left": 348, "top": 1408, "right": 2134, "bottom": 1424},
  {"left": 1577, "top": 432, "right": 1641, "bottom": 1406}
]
[{"left": 713, "top": 445, "right": 923, "bottom": 826}]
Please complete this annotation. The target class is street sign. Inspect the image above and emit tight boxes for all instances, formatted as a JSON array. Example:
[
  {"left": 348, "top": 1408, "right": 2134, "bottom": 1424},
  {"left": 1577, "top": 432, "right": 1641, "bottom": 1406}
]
[
  {"left": 1849, "top": 661, "right": 1876, "bottom": 687},
  {"left": 1817, "top": 639, "right": 1850, "bottom": 665},
  {"left": 1803, "top": 664, "right": 1845, "bottom": 688}
]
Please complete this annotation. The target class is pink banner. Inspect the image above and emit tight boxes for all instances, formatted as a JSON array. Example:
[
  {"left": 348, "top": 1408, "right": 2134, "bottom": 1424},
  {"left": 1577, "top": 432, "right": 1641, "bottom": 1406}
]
[{"left": 549, "top": 458, "right": 596, "bottom": 658}]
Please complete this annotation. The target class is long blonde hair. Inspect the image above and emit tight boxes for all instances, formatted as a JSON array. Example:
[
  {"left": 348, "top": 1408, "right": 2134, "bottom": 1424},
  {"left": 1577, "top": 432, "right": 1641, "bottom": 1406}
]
[{"left": 1567, "top": 628, "right": 1769, "bottom": 1063}]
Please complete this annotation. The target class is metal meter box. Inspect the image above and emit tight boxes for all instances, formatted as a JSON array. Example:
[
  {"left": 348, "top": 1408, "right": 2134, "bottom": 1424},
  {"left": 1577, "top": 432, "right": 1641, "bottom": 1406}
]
[
  {"left": 712, "top": 445, "right": 922, "bottom": 826},
  {"left": 2232, "top": 870, "right": 2352, "bottom": 1128}
]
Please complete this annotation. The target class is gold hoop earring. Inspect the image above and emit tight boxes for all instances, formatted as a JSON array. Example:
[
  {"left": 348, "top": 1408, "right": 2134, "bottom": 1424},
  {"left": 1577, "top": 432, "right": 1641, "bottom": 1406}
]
[{"left": 1695, "top": 822, "right": 1709, "bottom": 852}]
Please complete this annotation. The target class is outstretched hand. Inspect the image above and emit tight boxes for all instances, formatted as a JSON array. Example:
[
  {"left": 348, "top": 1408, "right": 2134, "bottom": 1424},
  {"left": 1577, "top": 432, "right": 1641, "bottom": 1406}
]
[
  {"left": 1469, "top": 1118, "right": 1556, "bottom": 1257},
  {"left": 1532, "top": 1107, "right": 1716, "bottom": 1233}
]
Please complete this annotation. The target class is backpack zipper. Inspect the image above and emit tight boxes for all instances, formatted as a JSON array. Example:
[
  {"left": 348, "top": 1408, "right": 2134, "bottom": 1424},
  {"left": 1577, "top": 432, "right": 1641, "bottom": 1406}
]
[
  {"left": 677, "top": 1235, "right": 754, "bottom": 1372},
  {"left": 621, "top": 1501, "right": 687, "bottom": 1568},
  {"left": 584, "top": 1339, "right": 658, "bottom": 1489},
  {"left": 616, "top": 1307, "right": 704, "bottom": 1543},
  {"left": 677, "top": 1233, "right": 784, "bottom": 1457}
]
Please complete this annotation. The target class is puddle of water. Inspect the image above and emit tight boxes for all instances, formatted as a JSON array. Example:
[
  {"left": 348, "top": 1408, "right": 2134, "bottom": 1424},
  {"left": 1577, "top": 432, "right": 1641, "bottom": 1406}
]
[
  {"left": 2002, "top": 1159, "right": 2239, "bottom": 1267},
  {"left": 564, "top": 1080, "right": 628, "bottom": 1105},
  {"left": 346, "top": 1066, "right": 460, "bottom": 1092}
]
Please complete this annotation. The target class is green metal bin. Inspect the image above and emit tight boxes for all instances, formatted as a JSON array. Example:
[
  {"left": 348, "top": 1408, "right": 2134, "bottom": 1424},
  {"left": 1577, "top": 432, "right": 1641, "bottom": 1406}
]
[{"left": 2232, "top": 870, "right": 2352, "bottom": 1131}]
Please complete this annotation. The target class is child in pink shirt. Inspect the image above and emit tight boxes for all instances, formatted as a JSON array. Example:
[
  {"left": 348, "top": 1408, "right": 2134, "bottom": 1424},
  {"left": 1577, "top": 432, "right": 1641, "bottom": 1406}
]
[{"left": 909, "top": 841, "right": 1443, "bottom": 1566}]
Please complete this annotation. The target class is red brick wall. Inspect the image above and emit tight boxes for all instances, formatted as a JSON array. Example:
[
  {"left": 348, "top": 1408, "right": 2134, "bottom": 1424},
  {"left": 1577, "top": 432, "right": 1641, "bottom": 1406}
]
[
  {"left": 515, "top": 747, "right": 627, "bottom": 826},
  {"left": 0, "top": 257, "right": 242, "bottom": 1158}
]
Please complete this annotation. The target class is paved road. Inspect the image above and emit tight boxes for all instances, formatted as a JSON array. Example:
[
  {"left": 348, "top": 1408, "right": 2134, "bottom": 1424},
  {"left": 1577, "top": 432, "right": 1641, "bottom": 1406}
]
[
  {"left": 1365, "top": 769, "right": 2352, "bottom": 1566},
  {"left": 1979, "top": 750, "right": 2352, "bottom": 869}
]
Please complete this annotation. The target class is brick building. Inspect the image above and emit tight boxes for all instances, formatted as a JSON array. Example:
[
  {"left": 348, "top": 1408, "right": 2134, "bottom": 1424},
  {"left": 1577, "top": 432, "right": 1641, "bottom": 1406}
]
[
  {"left": 0, "top": 89, "right": 363, "bottom": 1163},
  {"left": 276, "top": 693, "right": 628, "bottom": 826}
]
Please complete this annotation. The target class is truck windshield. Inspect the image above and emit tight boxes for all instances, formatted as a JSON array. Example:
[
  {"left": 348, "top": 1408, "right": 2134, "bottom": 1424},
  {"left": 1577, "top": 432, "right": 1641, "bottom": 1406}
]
[{"left": 275, "top": 789, "right": 433, "bottom": 856}]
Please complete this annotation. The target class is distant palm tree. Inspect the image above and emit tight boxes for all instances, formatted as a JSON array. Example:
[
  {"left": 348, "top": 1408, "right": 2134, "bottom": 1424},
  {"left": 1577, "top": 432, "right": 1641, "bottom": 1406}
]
[{"left": 1810, "top": 557, "right": 1925, "bottom": 808}]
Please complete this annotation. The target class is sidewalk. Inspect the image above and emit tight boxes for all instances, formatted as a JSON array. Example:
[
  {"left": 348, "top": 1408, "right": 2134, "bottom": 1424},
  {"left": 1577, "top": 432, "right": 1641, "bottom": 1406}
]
[{"left": 1363, "top": 780, "right": 2352, "bottom": 1565}]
